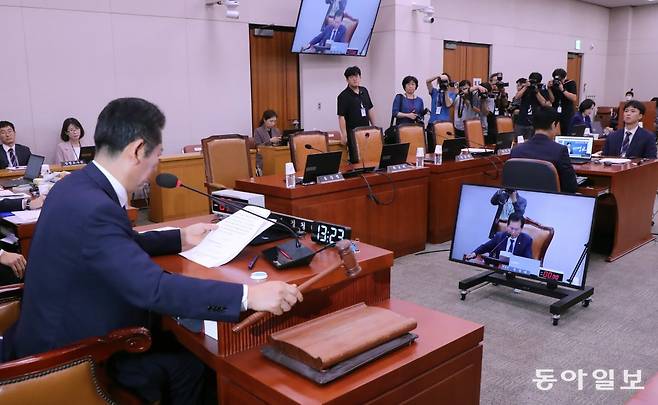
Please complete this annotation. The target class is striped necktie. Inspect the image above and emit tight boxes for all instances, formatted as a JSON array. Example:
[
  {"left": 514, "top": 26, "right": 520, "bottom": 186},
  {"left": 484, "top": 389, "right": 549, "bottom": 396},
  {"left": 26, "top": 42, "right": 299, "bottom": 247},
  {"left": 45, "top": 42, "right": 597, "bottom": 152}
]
[
  {"left": 620, "top": 131, "right": 632, "bottom": 157},
  {"left": 8, "top": 148, "right": 19, "bottom": 167}
]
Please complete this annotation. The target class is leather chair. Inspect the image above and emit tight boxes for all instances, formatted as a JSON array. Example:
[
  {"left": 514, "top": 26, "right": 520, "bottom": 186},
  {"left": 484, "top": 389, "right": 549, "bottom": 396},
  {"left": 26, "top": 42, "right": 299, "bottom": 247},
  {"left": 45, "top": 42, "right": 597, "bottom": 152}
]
[
  {"left": 626, "top": 372, "right": 658, "bottom": 405},
  {"left": 503, "top": 158, "right": 561, "bottom": 192},
  {"left": 496, "top": 218, "right": 555, "bottom": 265},
  {"left": 201, "top": 134, "right": 252, "bottom": 193},
  {"left": 289, "top": 131, "right": 329, "bottom": 172},
  {"left": 342, "top": 15, "right": 359, "bottom": 44},
  {"left": 465, "top": 119, "right": 485, "bottom": 148},
  {"left": 433, "top": 121, "right": 455, "bottom": 147},
  {"left": 182, "top": 144, "right": 201, "bottom": 153},
  {"left": 0, "top": 284, "right": 151, "bottom": 405},
  {"left": 496, "top": 116, "right": 514, "bottom": 134},
  {"left": 397, "top": 123, "right": 426, "bottom": 162},
  {"left": 352, "top": 126, "right": 383, "bottom": 165}
]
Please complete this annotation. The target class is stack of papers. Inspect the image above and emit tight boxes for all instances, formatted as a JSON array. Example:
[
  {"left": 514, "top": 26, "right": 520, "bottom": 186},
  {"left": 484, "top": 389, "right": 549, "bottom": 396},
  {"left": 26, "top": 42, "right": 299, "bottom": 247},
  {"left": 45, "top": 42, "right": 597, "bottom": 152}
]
[
  {"left": 0, "top": 190, "right": 28, "bottom": 200},
  {"left": 180, "top": 206, "right": 273, "bottom": 268}
]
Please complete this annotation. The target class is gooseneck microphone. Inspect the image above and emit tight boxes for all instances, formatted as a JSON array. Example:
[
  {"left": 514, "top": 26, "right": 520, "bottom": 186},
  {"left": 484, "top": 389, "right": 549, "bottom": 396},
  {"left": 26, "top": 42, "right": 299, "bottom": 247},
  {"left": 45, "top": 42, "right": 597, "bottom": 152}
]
[
  {"left": 304, "top": 144, "right": 325, "bottom": 154},
  {"left": 488, "top": 232, "right": 511, "bottom": 258},
  {"left": 155, "top": 173, "right": 303, "bottom": 248}
]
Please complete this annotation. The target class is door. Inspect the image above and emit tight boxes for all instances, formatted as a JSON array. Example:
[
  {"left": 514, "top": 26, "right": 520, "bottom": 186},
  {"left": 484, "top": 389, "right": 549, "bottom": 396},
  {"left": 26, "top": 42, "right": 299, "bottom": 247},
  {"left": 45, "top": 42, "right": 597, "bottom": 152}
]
[
  {"left": 567, "top": 52, "right": 583, "bottom": 102},
  {"left": 443, "top": 42, "right": 490, "bottom": 85},
  {"left": 249, "top": 28, "right": 300, "bottom": 133}
]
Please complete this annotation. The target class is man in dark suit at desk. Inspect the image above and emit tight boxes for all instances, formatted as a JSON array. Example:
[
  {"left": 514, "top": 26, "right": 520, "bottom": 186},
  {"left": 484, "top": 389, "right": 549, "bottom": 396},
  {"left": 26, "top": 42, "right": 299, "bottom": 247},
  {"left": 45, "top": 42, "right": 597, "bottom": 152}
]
[
  {"left": 603, "top": 100, "right": 657, "bottom": 159},
  {"left": 466, "top": 213, "right": 533, "bottom": 260},
  {"left": 510, "top": 107, "right": 578, "bottom": 193},
  {"left": 0, "top": 121, "right": 31, "bottom": 169},
  {"left": 6, "top": 98, "right": 303, "bottom": 404},
  {"left": 303, "top": 11, "right": 346, "bottom": 52}
]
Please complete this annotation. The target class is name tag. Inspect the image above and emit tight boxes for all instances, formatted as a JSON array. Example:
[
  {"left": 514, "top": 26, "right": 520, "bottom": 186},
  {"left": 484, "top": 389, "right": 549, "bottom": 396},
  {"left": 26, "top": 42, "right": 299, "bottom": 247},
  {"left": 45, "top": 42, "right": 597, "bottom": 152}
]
[
  {"left": 528, "top": 106, "right": 533, "bottom": 116},
  {"left": 436, "top": 106, "right": 442, "bottom": 115},
  {"left": 557, "top": 106, "right": 562, "bottom": 114},
  {"left": 361, "top": 107, "right": 367, "bottom": 117},
  {"left": 494, "top": 108, "right": 499, "bottom": 115}
]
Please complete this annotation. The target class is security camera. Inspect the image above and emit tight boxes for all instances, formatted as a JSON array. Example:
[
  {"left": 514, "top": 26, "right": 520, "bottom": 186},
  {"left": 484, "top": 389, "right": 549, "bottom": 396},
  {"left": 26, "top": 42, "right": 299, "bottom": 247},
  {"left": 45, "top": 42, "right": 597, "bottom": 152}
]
[
  {"left": 412, "top": 4, "right": 436, "bottom": 24},
  {"left": 205, "top": 0, "right": 239, "bottom": 19}
]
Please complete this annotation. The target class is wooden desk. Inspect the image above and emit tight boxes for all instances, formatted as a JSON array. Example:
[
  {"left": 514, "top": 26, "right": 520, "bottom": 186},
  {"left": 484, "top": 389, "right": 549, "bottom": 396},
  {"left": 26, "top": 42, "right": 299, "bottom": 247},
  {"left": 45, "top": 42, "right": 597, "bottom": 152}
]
[
  {"left": 148, "top": 153, "right": 208, "bottom": 222},
  {"left": 217, "top": 299, "right": 484, "bottom": 405},
  {"left": 576, "top": 159, "right": 658, "bottom": 261},
  {"left": 427, "top": 156, "right": 507, "bottom": 244},
  {"left": 0, "top": 163, "right": 85, "bottom": 179},
  {"left": 235, "top": 168, "right": 429, "bottom": 257},
  {"left": 0, "top": 206, "right": 138, "bottom": 256}
]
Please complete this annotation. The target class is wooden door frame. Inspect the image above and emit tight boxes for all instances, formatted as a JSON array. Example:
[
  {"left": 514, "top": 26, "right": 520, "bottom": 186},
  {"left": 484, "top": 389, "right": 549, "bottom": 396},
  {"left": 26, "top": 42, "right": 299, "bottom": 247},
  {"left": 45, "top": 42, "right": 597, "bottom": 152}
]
[
  {"left": 443, "top": 40, "right": 491, "bottom": 83},
  {"left": 248, "top": 25, "right": 301, "bottom": 133},
  {"left": 567, "top": 52, "right": 583, "bottom": 102}
]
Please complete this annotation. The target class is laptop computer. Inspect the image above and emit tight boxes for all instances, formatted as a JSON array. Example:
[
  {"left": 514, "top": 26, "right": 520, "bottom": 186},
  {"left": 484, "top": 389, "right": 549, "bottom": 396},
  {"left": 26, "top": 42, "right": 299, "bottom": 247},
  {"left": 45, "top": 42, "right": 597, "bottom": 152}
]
[
  {"left": 377, "top": 143, "right": 410, "bottom": 170},
  {"left": 555, "top": 136, "right": 593, "bottom": 164},
  {"left": 79, "top": 146, "right": 96, "bottom": 163},
  {"left": 441, "top": 138, "right": 468, "bottom": 161},
  {"left": 571, "top": 124, "right": 587, "bottom": 137},
  {"left": 0, "top": 154, "right": 45, "bottom": 188},
  {"left": 300, "top": 151, "right": 342, "bottom": 184}
]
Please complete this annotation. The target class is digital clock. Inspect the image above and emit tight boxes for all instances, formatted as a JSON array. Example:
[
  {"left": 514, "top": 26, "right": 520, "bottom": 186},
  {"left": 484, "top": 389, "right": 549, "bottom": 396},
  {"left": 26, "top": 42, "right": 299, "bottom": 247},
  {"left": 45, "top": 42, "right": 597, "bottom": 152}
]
[
  {"left": 311, "top": 221, "right": 352, "bottom": 245},
  {"left": 539, "top": 269, "right": 564, "bottom": 282}
]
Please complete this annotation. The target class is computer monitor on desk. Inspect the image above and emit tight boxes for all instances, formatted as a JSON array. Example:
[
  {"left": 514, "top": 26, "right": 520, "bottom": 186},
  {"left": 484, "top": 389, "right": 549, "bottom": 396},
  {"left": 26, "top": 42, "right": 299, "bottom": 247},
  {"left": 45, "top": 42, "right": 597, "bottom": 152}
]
[
  {"left": 450, "top": 184, "right": 596, "bottom": 289},
  {"left": 378, "top": 143, "right": 410, "bottom": 169},
  {"left": 300, "top": 151, "right": 342, "bottom": 184}
]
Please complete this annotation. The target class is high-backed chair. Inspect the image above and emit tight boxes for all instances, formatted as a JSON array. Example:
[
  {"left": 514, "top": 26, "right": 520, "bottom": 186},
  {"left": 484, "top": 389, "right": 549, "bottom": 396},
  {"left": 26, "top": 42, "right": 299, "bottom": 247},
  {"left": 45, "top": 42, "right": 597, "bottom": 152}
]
[
  {"left": 397, "top": 123, "right": 426, "bottom": 162},
  {"left": 289, "top": 131, "right": 329, "bottom": 171},
  {"left": 496, "top": 218, "right": 555, "bottom": 265},
  {"left": 342, "top": 15, "right": 359, "bottom": 44},
  {"left": 465, "top": 119, "right": 485, "bottom": 148},
  {"left": 182, "top": 144, "right": 202, "bottom": 153},
  {"left": 433, "top": 121, "right": 455, "bottom": 147},
  {"left": 353, "top": 126, "right": 384, "bottom": 166},
  {"left": 0, "top": 284, "right": 150, "bottom": 405},
  {"left": 503, "top": 158, "right": 561, "bottom": 192},
  {"left": 201, "top": 134, "right": 252, "bottom": 193},
  {"left": 496, "top": 117, "right": 514, "bottom": 134}
]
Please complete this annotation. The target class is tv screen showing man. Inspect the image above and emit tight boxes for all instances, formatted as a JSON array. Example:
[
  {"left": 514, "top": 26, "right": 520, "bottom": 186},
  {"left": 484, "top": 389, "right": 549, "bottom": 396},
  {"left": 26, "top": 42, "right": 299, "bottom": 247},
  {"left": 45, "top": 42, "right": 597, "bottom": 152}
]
[{"left": 466, "top": 213, "right": 533, "bottom": 263}]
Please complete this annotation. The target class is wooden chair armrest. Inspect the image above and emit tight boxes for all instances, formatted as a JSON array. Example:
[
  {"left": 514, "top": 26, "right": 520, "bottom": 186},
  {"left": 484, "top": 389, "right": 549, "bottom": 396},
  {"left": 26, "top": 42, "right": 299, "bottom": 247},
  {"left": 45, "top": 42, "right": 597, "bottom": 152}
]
[
  {"left": 0, "top": 284, "right": 23, "bottom": 303},
  {"left": 205, "top": 182, "right": 227, "bottom": 191},
  {"left": 0, "top": 327, "right": 151, "bottom": 379}
]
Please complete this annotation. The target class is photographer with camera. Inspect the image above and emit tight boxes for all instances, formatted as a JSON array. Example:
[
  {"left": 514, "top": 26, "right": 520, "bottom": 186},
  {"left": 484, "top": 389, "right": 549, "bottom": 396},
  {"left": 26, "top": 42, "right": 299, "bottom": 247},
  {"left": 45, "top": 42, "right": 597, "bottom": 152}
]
[
  {"left": 453, "top": 80, "right": 480, "bottom": 138},
  {"left": 425, "top": 73, "right": 456, "bottom": 150},
  {"left": 391, "top": 75, "right": 426, "bottom": 126},
  {"left": 547, "top": 68, "right": 578, "bottom": 136},
  {"left": 489, "top": 72, "right": 510, "bottom": 116},
  {"left": 473, "top": 82, "right": 495, "bottom": 141},
  {"left": 512, "top": 72, "right": 552, "bottom": 140}
]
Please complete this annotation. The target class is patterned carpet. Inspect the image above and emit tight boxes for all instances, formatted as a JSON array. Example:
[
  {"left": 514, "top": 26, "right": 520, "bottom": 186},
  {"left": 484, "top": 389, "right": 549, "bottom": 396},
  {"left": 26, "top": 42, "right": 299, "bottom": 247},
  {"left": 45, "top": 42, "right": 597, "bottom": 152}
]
[{"left": 391, "top": 237, "right": 658, "bottom": 405}]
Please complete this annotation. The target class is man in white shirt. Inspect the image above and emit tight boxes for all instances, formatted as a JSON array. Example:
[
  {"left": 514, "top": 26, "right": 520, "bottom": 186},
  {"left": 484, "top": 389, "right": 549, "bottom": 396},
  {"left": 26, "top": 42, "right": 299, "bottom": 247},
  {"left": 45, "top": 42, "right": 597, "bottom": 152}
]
[{"left": 0, "top": 121, "right": 32, "bottom": 169}]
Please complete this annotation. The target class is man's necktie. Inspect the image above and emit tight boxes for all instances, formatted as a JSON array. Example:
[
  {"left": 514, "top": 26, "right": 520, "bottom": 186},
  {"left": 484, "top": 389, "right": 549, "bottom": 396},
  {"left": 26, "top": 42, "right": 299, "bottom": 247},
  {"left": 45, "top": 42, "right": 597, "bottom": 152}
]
[
  {"left": 507, "top": 238, "right": 515, "bottom": 253},
  {"left": 620, "top": 131, "right": 632, "bottom": 156},
  {"left": 8, "top": 148, "right": 18, "bottom": 167},
  {"left": 330, "top": 29, "right": 337, "bottom": 41}
]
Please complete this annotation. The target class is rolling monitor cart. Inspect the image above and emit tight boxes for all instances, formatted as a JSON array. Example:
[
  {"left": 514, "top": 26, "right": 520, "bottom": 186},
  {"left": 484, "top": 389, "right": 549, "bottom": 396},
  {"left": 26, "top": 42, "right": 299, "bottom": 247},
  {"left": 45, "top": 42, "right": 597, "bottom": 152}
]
[
  {"left": 452, "top": 184, "right": 596, "bottom": 325},
  {"left": 377, "top": 143, "right": 410, "bottom": 170},
  {"left": 555, "top": 136, "right": 594, "bottom": 164},
  {"left": 300, "top": 151, "right": 342, "bottom": 184}
]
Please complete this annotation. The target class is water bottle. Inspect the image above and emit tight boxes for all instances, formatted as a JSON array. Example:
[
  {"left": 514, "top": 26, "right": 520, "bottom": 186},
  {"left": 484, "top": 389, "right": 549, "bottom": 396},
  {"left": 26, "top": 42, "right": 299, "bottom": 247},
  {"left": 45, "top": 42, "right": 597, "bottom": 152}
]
[
  {"left": 433, "top": 145, "right": 443, "bottom": 165},
  {"left": 416, "top": 147, "right": 424, "bottom": 168},
  {"left": 285, "top": 162, "right": 296, "bottom": 189}
]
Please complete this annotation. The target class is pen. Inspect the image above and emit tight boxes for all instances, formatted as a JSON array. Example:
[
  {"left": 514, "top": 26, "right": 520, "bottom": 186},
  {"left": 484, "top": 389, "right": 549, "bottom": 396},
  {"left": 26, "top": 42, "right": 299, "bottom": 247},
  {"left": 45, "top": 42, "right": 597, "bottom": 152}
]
[
  {"left": 247, "top": 254, "right": 259, "bottom": 270},
  {"left": 278, "top": 247, "right": 293, "bottom": 260}
]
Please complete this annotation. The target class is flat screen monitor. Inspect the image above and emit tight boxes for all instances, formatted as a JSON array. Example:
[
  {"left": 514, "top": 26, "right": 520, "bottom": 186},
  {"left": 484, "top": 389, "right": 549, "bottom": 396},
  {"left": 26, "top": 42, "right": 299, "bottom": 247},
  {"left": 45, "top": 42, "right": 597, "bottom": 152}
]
[
  {"left": 291, "top": 0, "right": 381, "bottom": 57},
  {"left": 449, "top": 184, "right": 596, "bottom": 289},
  {"left": 301, "top": 151, "right": 343, "bottom": 184},
  {"left": 555, "top": 136, "right": 593, "bottom": 159},
  {"left": 378, "top": 143, "right": 409, "bottom": 169}
]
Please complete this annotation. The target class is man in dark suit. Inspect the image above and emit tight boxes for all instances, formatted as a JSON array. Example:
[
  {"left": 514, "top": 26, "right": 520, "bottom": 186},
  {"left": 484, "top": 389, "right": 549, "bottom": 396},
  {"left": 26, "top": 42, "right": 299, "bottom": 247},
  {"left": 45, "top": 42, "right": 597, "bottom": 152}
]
[
  {"left": 466, "top": 213, "right": 534, "bottom": 260},
  {"left": 0, "top": 121, "right": 32, "bottom": 169},
  {"left": 510, "top": 107, "right": 578, "bottom": 193},
  {"left": 304, "top": 11, "right": 347, "bottom": 51},
  {"left": 603, "top": 100, "right": 657, "bottom": 159},
  {"left": 5, "top": 98, "right": 302, "bottom": 404}
]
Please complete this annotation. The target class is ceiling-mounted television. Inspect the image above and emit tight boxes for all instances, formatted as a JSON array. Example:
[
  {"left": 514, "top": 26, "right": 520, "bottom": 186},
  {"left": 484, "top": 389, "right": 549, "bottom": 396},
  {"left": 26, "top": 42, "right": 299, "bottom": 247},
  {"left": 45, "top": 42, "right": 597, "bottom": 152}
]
[{"left": 291, "top": 0, "right": 381, "bottom": 57}]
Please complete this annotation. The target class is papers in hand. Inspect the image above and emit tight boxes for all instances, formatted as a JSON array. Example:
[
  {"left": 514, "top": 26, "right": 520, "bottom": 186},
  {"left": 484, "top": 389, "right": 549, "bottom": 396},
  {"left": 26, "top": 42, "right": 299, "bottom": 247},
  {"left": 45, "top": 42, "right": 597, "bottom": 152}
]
[{"left": 180, "top": 206, "right": 273, "bottom": 268}]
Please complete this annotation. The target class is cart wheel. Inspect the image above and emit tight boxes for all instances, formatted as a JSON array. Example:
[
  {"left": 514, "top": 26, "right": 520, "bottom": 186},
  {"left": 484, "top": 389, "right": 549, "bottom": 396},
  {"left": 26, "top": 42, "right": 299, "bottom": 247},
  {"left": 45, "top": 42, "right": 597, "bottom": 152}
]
[
  {"left": 552, "top": 318, "right": 559, "bottom": 326},
  {"left": 460, "top": 293, "right": 466, "bottom": 301},
  {"left": 582, "top": 298, "right": 591, "bottom": 307}
]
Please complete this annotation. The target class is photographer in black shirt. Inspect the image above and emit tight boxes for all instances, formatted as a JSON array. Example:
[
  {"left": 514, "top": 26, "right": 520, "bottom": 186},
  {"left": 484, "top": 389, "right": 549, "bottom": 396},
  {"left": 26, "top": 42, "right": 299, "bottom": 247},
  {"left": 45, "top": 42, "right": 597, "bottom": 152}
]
[
  {"left": 547, "top": 68, "right": 578, "bottom": 136},
  {"left": 512, "top": 72, "right": 552, "bottom": 140},
  {"left": 489, "top": 72, "right": 510, "bottom": 116},
  {"left": 337, "top": 66, "right": 376, "bottom": 163}
]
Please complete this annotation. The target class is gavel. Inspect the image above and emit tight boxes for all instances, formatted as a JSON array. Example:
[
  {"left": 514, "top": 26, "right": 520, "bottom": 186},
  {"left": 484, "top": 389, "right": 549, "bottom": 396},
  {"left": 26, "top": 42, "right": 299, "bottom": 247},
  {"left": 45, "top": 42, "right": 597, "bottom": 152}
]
[{"left": 231, "top": 239, "right": 361, "bottom": 333}]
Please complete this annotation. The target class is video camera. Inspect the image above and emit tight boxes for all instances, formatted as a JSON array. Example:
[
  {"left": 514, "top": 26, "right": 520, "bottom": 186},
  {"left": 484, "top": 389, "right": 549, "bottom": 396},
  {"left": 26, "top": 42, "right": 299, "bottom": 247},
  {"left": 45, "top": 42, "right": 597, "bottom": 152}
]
[
  {"left": 414, "top": 108, "right": 430, "bottom": 124},
  {"left": 439, "top": 79, "right": 456, "bottom": 91},
  {"left": 494, "top": 74, "right": 509, "bottom": 88}
]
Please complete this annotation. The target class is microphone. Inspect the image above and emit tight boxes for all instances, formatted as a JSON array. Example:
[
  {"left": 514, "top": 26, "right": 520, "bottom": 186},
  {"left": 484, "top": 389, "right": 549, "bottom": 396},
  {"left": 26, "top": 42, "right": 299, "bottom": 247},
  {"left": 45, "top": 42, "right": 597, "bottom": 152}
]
[
  {"left": 488, "top": 232, "right": 510, "bottom": 258},
  {"left": 155, "top": 174, "right": 314, "bottom": 260},
  {"left": 304, "top": 144, "right": 324, "bottom": 154}
]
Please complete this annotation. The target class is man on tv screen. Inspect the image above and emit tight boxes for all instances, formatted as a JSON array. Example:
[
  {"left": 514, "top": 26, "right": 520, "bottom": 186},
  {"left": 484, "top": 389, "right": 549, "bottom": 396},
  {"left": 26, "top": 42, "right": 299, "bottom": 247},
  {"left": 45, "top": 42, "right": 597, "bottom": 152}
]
[
  {"left": 302, "top": 11, "right": 346, "bottom": 53},
  {"left": 466, "top": 213, "right": 533, "bottom": 261}
]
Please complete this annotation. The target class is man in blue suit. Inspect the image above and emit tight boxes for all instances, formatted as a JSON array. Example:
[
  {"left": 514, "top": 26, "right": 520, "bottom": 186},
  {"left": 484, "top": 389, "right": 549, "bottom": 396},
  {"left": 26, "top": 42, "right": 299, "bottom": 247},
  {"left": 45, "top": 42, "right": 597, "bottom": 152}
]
[
  {"left": 510, "top": 107, "right": 579, "bottom": 193},
  {"left": 303, "top": 11, "right": 347, "bottom": 52},
  {"left": 5, "top": 98, "right": 302, "bottom": 404},
  {"left": 466, "top": 213, "right": 534, "bottom": 260},
  {"left": 603, "top": 100, "right": 657, "bottom": 159}
]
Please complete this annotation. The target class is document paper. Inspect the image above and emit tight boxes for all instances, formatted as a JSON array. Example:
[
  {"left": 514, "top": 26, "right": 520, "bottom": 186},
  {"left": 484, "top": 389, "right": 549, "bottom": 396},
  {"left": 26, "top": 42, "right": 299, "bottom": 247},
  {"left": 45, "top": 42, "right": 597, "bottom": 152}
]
[{"left": 180, "top": 206, "right": 272, "bottom": 268}]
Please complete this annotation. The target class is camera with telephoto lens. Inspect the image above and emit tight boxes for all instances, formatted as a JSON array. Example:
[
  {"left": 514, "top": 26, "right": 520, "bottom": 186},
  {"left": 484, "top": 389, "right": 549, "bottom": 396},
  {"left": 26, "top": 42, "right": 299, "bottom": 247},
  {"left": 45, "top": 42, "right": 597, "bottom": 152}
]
[
  {"left": 495, "top": 74, "right": 509, "bottom": 88},
  {"left": 551, "top": 77, "right": 563, "bottom": 91},
  {"left": 495, "top": 189, "right": 515, "bottom": 204},
  {"left": 439, "top": 79, "right": 455, "bottom": 90},
  {"left": 528, "top": 78, "right": 541, "bottom": 92}
]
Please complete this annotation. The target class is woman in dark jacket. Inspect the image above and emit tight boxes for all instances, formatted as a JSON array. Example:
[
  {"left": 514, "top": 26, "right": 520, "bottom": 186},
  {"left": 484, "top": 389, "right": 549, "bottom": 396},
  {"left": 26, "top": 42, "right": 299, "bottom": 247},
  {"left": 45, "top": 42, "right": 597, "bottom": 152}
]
[{"left": 253, "top": 110, "right": 282, "bottom": 174}]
